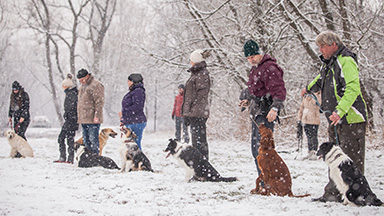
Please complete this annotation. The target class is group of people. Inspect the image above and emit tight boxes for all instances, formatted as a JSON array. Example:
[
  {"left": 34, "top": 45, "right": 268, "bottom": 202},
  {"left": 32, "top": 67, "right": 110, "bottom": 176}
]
[{"left": 8, "top": 30, "right": 367, "bottom": 203}]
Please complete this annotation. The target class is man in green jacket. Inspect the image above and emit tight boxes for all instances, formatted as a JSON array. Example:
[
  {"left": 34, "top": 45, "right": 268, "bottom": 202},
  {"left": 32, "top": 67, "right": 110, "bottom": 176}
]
[{"left": 301, "top": 31, "right": 367, "bottom": 203}]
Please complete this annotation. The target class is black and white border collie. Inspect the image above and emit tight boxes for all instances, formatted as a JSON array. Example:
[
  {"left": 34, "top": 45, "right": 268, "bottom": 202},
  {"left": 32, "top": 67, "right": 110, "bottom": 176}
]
[
  {"left": 164, "top": 139, "right": 237, "bottom": 182},
  {"left": 119, "top": 126, "right": 153, "bottom": 172},
  {"left": 317, "top": 142, "right": 383, "bottom": 206},
  {"left": 74, "top": 144, "right": 120, "bottom": 170}
]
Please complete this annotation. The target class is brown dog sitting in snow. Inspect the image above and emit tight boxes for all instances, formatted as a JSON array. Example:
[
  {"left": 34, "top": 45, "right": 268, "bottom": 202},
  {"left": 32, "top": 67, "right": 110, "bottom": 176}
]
[{"left": 250, "top": 124, "right": 309, "bottom": 198}]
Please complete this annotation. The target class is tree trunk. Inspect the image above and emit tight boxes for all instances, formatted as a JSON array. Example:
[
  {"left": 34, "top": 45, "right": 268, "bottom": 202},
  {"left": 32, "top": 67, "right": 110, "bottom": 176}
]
[{"left": 318, "top": 0, "right": 336, "bottom": 31}]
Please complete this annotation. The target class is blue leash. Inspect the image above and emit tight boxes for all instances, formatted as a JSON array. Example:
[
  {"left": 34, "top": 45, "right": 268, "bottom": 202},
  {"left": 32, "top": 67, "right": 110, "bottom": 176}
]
[{"left": 305, "top": 92, "right": 339, "bottom": 146}]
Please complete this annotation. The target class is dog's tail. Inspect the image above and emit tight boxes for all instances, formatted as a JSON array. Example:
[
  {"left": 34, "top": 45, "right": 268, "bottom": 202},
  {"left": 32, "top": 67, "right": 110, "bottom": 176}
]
[
  {"left": 217, "top": 176, "right": 238, "bottom": 182},
  {"left": 288, "top": 192, "right": 311, "bottom": 198}
]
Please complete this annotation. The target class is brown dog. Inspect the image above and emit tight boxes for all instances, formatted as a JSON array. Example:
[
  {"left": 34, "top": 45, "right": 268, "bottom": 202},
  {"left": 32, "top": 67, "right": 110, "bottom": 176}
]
[
  {"left": 250, "top": 124, "right": 309, "bottom": 198},
  {"left": 75, "top": 128, "right": 117, "bottom": 156}
]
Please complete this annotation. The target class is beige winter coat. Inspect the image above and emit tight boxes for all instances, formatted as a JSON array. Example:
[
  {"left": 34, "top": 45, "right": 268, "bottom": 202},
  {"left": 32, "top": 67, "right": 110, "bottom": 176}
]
[
  {"left": 297, "top": 92, "right": 321, "bottom": 125},
  {"left": 77, "top": 75, "right": 104, "bottom": 124}
]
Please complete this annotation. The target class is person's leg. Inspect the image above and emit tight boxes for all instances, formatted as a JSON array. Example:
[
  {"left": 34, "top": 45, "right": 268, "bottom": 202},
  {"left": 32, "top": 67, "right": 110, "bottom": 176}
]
[
  {"left": 57, "top": 128, "right": 67, "bottom": 160},
  {"left": 338, "top": 122, "right": 366, "bottom": 174},
  {"left": 66, "top": 130, "right": 76, "bottom": 163},
  {"left": 88, "top": 124, "right": 100, "bottom": 154},
  {"left": 175, "top": 117, "right": 182, "bottom": 141},
  {"left": 304, "top": 124, "right": 319, "bottom": 151},
  {"left": 125, "top": 122, "right": 146, "bottom": 150},
  {"left": 82, "top": 124, "right": 91, "bottom": 150},
  {"left": 16, "top": 119, "right": 30, "bottom": 140},
  {"left": 190, "top": 117, "right": 209, "bottom": 159},
  {"left": 197, "top": 118, "right": 208, "bottom": 160},
  {"left": 182, "top": 117, "right": 189, "bottom": 143}
]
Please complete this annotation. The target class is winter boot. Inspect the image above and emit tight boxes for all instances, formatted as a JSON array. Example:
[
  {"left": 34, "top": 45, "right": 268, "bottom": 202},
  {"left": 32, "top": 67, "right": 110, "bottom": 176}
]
[
  {"left": 67, "top": 152, "right": 74, "bottom": 164},
  {"left": 53, "top": 156, "right": 66, "bottom": 163}
]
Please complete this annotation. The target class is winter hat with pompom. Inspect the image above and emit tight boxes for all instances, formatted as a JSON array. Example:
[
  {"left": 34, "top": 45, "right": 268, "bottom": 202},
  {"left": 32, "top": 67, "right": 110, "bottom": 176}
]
[
  {"left": 189, "top": 49, "right": 210, "bottom": 63},
  {"left": 62, "top": 74, "right": 75, "bottom": 88}
]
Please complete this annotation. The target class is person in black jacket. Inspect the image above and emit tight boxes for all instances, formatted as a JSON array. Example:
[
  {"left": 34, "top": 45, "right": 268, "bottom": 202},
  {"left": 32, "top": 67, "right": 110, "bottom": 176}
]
[
  {"left": 54, "top": 74, "right": 79, "bottom": 163},
  {"left": 8, "top": 81, "right": 31, "bottom": 141}
]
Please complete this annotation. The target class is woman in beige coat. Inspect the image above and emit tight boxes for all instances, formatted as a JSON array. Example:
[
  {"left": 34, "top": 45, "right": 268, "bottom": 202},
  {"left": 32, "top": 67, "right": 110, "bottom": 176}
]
[{"left": 297, "top": 91, "right": 321, "bottom": 160}]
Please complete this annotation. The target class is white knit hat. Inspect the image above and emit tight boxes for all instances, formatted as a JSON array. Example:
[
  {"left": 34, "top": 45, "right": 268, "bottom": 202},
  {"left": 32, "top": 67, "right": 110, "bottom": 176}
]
[
  {"left": 62, "top": 74, "right": 75, "bottom": 88},
  {"left": 189, "top": 49, "right": 205, "bottom": 63}
]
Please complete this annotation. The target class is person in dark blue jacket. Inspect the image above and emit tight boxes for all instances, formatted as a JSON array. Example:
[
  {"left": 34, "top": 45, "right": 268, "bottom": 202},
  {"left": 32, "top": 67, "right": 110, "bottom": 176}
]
[
  {"left": 8, "top": 81, "right": 30, "bottom": 140},
  {"left": 55, "top": 74, "right": 79, "bottom": 163},
  {"left": 119, "top": 74, "right": 147, "bottom": 150}
]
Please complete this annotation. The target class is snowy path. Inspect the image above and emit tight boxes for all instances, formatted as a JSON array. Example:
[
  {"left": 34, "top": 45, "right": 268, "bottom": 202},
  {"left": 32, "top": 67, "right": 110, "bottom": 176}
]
[{"left": 1, "top": 127, "right": 383, "bottom": 215}]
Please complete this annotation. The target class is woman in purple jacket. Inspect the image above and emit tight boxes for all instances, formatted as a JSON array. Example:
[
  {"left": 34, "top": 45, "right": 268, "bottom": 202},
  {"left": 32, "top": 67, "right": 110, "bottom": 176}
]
[{"left": 119, "top": 74, "right": 147, "bottom": 150}]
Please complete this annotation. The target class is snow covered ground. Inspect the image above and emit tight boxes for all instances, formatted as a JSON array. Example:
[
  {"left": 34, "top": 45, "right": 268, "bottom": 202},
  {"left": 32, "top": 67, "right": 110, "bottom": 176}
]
[{"left": 1, "top": 127, "right": 383, "bottom": 216}]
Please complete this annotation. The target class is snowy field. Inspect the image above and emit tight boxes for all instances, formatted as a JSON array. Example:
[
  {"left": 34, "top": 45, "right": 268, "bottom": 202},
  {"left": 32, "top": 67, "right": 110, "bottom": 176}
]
[{"left": 1, "top": 127, "right": 384, "bottom": 216}]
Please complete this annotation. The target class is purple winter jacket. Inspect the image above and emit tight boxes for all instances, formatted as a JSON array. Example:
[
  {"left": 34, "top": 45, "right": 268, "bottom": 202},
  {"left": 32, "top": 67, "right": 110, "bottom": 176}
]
[
  {"left": 121, "top": 83, "right": 147, "bottom": 125},
  {"left": 247, "top": 54, "right": 286, "bottom": 110}
]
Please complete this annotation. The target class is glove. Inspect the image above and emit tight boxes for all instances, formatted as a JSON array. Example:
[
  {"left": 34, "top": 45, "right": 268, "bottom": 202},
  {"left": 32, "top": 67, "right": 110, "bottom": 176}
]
[
  {"left": 172, "top": 115, "right": 175, "bottom": 120},
  {"left": 296, "top": 121, "right": 303, "bottom": 139}
]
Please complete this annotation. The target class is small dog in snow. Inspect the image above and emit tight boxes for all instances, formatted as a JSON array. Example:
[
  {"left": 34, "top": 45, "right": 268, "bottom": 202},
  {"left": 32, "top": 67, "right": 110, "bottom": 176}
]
[
  {"left": 74, "top": 143, "right": 119, "bottom": 170},
  {"left": 5, "top": 129, "right": 34, "bottom": 158},
  {"left": 164, "top": 139, "right": 237, "bottom": 182},
  {"left": 119, "top": 126, "right": 153, "bottom": 172},
  {"left": 317, "top": 142, "right": 383, "bottom": 206}
]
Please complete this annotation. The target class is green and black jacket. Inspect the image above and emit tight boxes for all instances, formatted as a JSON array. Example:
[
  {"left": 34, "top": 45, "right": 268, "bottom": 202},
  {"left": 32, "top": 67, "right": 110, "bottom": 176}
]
[{"left": 307, "top": 45, "right": 367, "bottom": 124}]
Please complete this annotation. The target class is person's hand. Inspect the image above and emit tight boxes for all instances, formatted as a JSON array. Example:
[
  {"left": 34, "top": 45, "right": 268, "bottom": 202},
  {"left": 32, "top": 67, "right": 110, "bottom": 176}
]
[
  {"left": 93, "top": 117, "right": 100, "bottom": 124},
  {"left": 300, "top": 88, "right": 307, "bottom": 97},
  {"left": 329, "top": 112, "right": 341, "bottom": 125},
  {"left": 19, "top": 117, "right": 24, "bottom": 123},
  {"left": 267, "top": 109, "right": 277, "bottom": 122},
  {"left": 239, "top": 99, "right": 249, "bottom": 108},
  {"left": 118, "top": 112, "right": 122, "bottom": 118}
]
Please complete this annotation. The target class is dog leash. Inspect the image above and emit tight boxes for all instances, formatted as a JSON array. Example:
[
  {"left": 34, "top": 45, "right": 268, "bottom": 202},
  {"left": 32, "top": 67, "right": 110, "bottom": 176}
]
[{"left": 305, "top": 92, "right": 339, "bottom": 146}]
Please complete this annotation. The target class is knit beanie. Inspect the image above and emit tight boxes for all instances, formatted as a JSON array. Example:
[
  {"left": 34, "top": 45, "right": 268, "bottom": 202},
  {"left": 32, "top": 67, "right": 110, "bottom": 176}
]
[
  {"left": 77, "top": 68, "right": 89, "bottom": 79},
  {"left": 12, "top": 81, "right": 21, "bottom": 90},
  {"left": 178, "top": 84, "right": 185, "bottom": 89},
  {"left": 62, "top": 74, "right": 75, "bottom": 88},
  {"left": 128, "top": 73, "right": 143, "bottom": 84},
  {"left": 243, "top": 40, "right": 260, "bottom": 57}
]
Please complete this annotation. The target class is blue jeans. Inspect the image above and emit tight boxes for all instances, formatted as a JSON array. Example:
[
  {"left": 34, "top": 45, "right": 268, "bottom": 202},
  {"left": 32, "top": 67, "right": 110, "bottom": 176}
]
[
  {"left": 125, "top": 122, "right": 146, "bottom": 150},
  {"left": 81, "top": 124, "right": 100, "bottom": 154},
  {"left": 251, "top": 115, "right": 274, "bottom": 176}
]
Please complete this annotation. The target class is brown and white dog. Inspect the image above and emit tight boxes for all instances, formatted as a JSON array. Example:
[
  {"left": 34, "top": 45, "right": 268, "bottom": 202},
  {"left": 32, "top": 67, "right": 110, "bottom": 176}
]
[
  {"left": 119, "top": 126, "right": 153, "bottom": 172},
  {"left": 5, "top": 129, "right": 34, "bottom": 158},
  {"left": 250, "top": 124, "right": 309, "bottom": 197},
  {"left": 75, "top": 128, "right": 117, "bottom": 156}
]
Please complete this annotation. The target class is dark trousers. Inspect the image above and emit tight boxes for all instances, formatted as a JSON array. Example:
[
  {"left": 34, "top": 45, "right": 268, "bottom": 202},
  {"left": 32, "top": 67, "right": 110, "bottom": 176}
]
[
  {"left": 321, "top": 122, "right": 366, "bottom": 201},
  {"left": 304, "top": 124, "right": 319, "bottom": 151},
  {"left": 190, "top": 117, "right": 209, "bottom": 160},
  {"left": 251, "top": 115, "right": 274, "bottom": 176},
  {"left": 175, "top": 116, "right": 189, "bottom": 143},
  {"left": 13, "top": 118, "right": 30, "bottom": 140},
  {"left": 81, "top": 124, "right": 100, "bottom": 154},
  {"left": 58, "top": 129, "right": 76, "bottom": 161}
]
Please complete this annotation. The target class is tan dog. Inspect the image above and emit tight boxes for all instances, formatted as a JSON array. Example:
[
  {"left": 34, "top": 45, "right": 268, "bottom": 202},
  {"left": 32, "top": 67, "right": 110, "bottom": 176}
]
[
  {"left": 5, "top": 129, "right": 34, "bottom": 158},
  {"left": 250, "top": 124, "right": 309, "bottom": 197},
  {"left": 75, "top": 128, "right": 117, "bottom": 156}
]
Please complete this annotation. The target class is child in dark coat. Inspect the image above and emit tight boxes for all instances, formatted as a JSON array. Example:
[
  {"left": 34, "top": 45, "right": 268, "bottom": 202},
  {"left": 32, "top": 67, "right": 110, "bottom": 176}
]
[{"left": 55, "top": 74, "right": 79, "bottom": 163}]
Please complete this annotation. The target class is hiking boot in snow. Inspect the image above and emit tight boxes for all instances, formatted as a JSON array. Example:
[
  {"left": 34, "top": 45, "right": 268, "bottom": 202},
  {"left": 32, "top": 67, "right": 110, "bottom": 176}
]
[
  {"left": 53, "top": 157, "right": 66, "bottom": 163},
  {"left": 67, "top": 153, "right": 74, "bottom": 164}
]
